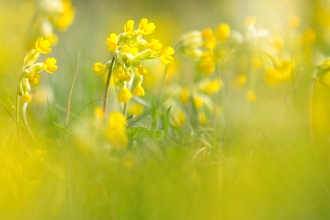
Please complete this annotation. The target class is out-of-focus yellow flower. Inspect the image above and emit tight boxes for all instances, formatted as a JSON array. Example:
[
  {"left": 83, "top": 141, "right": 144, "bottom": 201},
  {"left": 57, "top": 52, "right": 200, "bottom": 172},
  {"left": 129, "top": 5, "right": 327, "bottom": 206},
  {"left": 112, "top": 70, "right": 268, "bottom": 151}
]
[
  {"left": 54, "top": 1, "right": 75, "bottom": 31},
  {"left": 272, "top": 36, "right": 284, "bottom": 51},
  {"left": 252, "top": 58, "right": 261, "bottom": 68},
  {"left": 118, "top": 87, "right": 132, "bottom": 103},
  {"left": 94, "top": 106, "right": 105, "bottom": 120},
  {"left": 173, "top": 111, "right": 186, "bottom": 127},
  {"left": 247, "top": 90, "right": 257, "bottom": 102},
  {"left": 265, "top": 68, "right": 282, "bottom": 84},
  {"left": 138, "top": 66, "right": 148, "bottom": 75},
  {"left": 245, "top": 17, "right": 256, "bottom": 26},
  {"left": 231, "top": 75, "right": 247, "bottom": 89},
  {"left": 289, "top": 15, "right": 300, "bottom": 28},
  {"left": 106, "top": 33, "right": 118, "bottom": 51},
  {"left": 139, "top": 18, "right": 155, "bottom": 35},
  {"left": 159, "top": 47, "right": 174, "bottom": 65},
  {"left": 149, "top": 39, "right": 162, "bottom": 51},
  {"left": 203, "top": 79, "right": 223, "bottom": 94},
  {"left": 35, "top": 37, "right": 51, "bottom": 54},
  {"left": 216, "top": 23, "right": 230, "bottom": 41},
  {"left": 44, "top": 34, "right": 59, "bottom": 46},
  {"left": 128, "top": 103, "right": 144, "bottom": 116},
  {"left": 93, "top": 62, "right": 106, "bottom": 76},
  {"left": 106, "top": 112, "right": 128, "bottom": 150},
  {"left": 124, "top": 20, "right": 134, "bottom": 35},
  {"left": 199, "top": 113, "right": 207, "bottom": 125},
  {"left": 133, "top": 85, "right": 145, "bottom": 97},
  {"left": 180, "top": 87, "right": 190, "bottom": 104},
  {"left": 22, "top": 93, "right": 32, "bottom": 103},
  {"left": 28, "top": 72, "right": 41, "bottom": 86},
  {"left": 199, "top": 52, "right": 215, "bottom": 75},
  {"left": 43, "top": 57, "right": 58, "bottom": 73},
  {"left": 193, "top": 96, "right": 203, "bottom": 108},
  {"left": 114, "top": 67, "right": 125, "bottom": 79},
  {"left": 202, "top": 28, "right": 216, "bottom": 49},
  {"left": 302, "top": 28, "right": 316, "bottom": 44}
]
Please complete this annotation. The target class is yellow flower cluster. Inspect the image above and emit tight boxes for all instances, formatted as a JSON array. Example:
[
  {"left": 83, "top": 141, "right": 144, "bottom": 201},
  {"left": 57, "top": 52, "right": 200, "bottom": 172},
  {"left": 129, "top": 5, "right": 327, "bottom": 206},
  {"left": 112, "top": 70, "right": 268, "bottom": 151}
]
[
  {"left": 34, "top": 0, "right": 75, "bottom": 45},
  {"left": 94, "top": 18, "right": 175, "bottom": 103},
  {"left": 105, "top": 112, "right": 128, "bottom": 150},
  {"left": 18, "top": 37, "right": 58, "bottom": 103}
]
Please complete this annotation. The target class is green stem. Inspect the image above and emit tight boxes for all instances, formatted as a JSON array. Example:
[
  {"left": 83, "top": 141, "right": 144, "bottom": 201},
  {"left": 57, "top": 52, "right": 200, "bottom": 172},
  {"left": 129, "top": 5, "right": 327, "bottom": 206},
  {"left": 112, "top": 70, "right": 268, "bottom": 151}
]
[
  {"left": 123, "top": 102, "right": 128, "bottom": 118},
  {"left": 103, "top": 56, "right": 116, "bottom": 117},
  {"left": 309, "top": 79, "right": 315, "bottom": 137},
  {"left": 22, "top": 102, "right": 33, "bottom": 137}
]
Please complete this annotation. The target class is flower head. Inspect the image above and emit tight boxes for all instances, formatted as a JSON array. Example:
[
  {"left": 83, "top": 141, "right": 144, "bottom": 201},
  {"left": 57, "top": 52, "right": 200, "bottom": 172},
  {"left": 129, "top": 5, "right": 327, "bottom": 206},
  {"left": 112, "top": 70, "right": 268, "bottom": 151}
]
[
  {"left": 139, "top": 18, "right": 155, "bottom": 35},
  {"left": 94, "top": 62, "right": 106, "bottom": 76},
  {"left": 35, "top": 37, "right": 51, "bottom": 54},
  {"left": 159, "top": 47, "right": 174, "bottom": 65},
  {"left": 106, "top": 33, "right": 118, "bottom": 51},
  {"left": 43, "top": 58, "right": 58, "bottom": 73},
  {"left": 118, "top": 87, "right": 132, "bottom": 103},
  {"left": 133, "top": 85, "right": 145, "bottom": 97},
  {"left": 124, "top": 20, "right": 134, "bottom": 35}
]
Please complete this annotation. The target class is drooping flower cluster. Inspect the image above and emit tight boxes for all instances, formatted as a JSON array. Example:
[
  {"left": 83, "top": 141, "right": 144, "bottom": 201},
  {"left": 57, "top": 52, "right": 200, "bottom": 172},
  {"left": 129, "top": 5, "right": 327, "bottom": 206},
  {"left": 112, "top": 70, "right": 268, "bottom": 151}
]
[
  {"left": 18, "top": 37, "right": 58, "bottom": 103},
  {"left": 32, "top": 0, "right": 75, "bottom": 45},
  {"left": 94, "top": 18, "right": 175, "bottom": 104}
]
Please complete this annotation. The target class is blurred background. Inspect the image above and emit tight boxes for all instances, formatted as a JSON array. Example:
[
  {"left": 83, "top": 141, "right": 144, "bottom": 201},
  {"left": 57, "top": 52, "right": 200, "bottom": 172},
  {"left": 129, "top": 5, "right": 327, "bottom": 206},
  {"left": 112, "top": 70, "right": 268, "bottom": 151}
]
[{"left": 2, "top": 0, "right": 330, "bottom": 219}]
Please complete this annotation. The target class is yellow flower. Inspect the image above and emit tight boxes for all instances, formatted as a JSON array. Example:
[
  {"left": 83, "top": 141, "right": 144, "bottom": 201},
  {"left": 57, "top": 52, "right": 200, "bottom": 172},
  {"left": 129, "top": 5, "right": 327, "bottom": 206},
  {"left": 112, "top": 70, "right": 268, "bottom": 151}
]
[
  {"left": 265, "top": 68, "right": 282, "bottom": 85},
  {"left": 216, "top": 23, "right": 230, "bottom": 41},
  {"left": 202, "top": 28, "right": 216, "bottom": 49},
  {"left": 94, "top": 106, "right": 105, "bottom": 120},
  {"left": 245, "top": 17, "right": 256, "bottom": 26},
  {"left": 289, "top": 14, "right": 300, "bottom": 28},
  {"left": 172, "top": 111, "right": 186, "bottom": 127},
  {"left": 106, "top": 33, "right": 118, "bottom": 51},
  {"left": 199, "top": 52, "right": 215, "bottom": 75},
  {"left": 193, "top": 96, "right": 203, "bottom": 108},
  {"left": 252, "top": 58, "right": 261, "bottom": 68},
  {"left": 43, "top": 58, "right": 58, "bottom": 73},
  {"left": 44, "top": 34, "right": 59, "bottom": 46},
  {"left": 180, "top": 87, "right": 190, "bottom": 104},
  {"left": 22, "top": 93, "right": 32, "bottom": 103},
  {"left": 199, "top": 113, "right": 207, "bottom": 125},
  {"left": 128, "top": 103, "right": 144, "bottom": 116},
  {"left": 118, "top": 87, "right": 132, "bottom": 103},
  {"left": 133, "top": 85, "right": 145, "bottom": 97},
  {"left": 272, "top": 36, "right": 284, "bottom": 51},
  {"left": 35, "top": 37, "right": 51, "bottom": 54},
  {"left": 203, "top": 79, "right": 223, "bottom": 94},
  {"left": 139, "top": 18, "right": 155, "bottom": 35},
  {"left": 149, "top": 39, "right": 162, "bottom": 51},
  {"left": 231, "top": 75, "right": 247, "bottom": 89},
  {"left": 28, "top": 72, "right": 41, "bottom": 86},
  {"left": 138, "top": 66, "right": 147, "bottom": 75},
  {"left": 302, "top": 28, "right": 316, "bottom": 44},
  {"left": 54, "top": 1, "right": 75, "bottom": 31},
  {"left": 114, "top": 67, "right": 125, "bottom": 79},
  {"left": 122, "top": 46, "right": 139, "bottom": 56},
  {"left": 106, "top": 112, "right": 128, "bottom": 150},
  {"left": 93, "top": 63, "right": 106, "bottom": 76},
  {"left": 124, "top": 20, "right": 134, "bottom": 35},
  {"left": 159, "top": 47, "right": 174, "bottom": 65},
  {"left": 247, "top": 90, "right": 257, "bottom": 102}
]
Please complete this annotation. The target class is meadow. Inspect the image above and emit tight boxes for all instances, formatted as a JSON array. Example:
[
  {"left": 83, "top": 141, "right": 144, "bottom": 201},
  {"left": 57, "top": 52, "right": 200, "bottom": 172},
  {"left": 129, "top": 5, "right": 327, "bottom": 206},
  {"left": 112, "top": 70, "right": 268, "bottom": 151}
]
[{"left": 1, "top": 0, "right": 330, "bottom": 219}]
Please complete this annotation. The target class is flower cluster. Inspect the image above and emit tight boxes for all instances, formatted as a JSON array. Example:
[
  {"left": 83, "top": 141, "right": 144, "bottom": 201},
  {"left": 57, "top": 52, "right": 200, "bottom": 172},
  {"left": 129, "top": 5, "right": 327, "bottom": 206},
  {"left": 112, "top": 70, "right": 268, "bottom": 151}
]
[
  {"left": 33, "top": 0, "right": 75, "bottom": 45},
  {"left": 94, "top": 18, "right": 175, "bottom": 104},
  {"left": 18, "top": 37, "right": 58, "bottom": 103}
]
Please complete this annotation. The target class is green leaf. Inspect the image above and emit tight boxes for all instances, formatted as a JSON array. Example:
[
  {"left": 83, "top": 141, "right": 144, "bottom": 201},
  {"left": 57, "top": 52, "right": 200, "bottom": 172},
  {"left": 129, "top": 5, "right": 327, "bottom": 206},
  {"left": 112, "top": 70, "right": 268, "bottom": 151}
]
[
  {"left": 127, "top": 126, "right": 164, "bottom": 141},
  {"left": 52, "top": 122, "right": 73, "bottom": 135}
]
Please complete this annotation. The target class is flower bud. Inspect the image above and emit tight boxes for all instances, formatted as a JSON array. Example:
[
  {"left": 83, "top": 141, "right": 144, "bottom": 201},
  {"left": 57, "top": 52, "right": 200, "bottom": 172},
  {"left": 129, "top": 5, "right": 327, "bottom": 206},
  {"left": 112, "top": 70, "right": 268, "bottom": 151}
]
[{"left": 24, "top": 49, "right": 40, "bottom": 66}]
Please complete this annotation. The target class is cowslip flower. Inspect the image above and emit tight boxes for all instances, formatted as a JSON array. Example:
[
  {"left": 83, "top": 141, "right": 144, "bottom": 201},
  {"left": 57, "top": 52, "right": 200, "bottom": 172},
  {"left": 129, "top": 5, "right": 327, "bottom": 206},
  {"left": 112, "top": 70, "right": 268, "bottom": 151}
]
[
  {"left": 179, "top": 87, "right": 190, "bottom": 104},
  {"left": 216, "top": 23, "right": 230, "bottom": 41},
  {"left": 139, "top": 18, "right": 155, "bottom": 35},
  {"left": 118, "top": 87, "right": 132, "bottom": 103},
  {"left": 93, "top": 63, "right": 106, "bottom": 76},
  {"left": 159, "top": 47, "right": 174, "bottom": 65},
  {"left": 22, "top": 93, "right": 32, "bottom": 103},
  {"left": 133, "top": 85, "right": 145, "bottom": 97},
  {"left": 105, "top": 112, "right": 128, "bottom": 150},
  {"left": 35, "top": 37, "right": 52, "bottom": 54},
  {"left": 106, "top": 33, "right": 118, "bottom": 51},
  {"left": 203, "top": 79, "right": 222, "bottom": 94},
  {"left": 124, "top": 20, "right": 134, "bottom": 35},
  {"left": 43, "top": 58, "right": 58, "bottom": 73}
]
